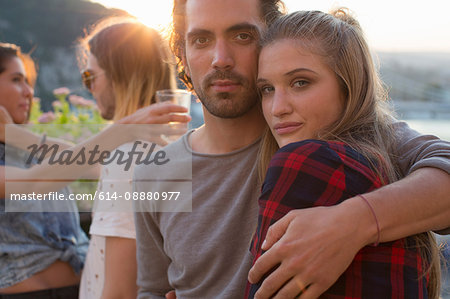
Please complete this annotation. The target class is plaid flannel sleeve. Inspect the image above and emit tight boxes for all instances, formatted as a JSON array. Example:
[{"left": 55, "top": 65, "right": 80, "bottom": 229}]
[{"left": 248, "top": 140, "right": 427, "bottom": 299}]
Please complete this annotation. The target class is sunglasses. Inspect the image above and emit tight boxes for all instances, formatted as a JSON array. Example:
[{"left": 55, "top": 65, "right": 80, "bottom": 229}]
[{"left": 81, "top": 70, "right": 104, "bottom": 91}]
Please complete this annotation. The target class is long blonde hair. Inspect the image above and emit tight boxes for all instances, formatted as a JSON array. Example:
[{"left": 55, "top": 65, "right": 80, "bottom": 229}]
[
  {"left": 257, "top": 9, "right": 440, "bottom": 298},
  {"left": 79, "top": 17, "right": 176, "bottom": 120}
]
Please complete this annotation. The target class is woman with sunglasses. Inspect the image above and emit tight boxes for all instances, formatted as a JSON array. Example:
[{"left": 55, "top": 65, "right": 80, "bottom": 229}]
[{"left": 247, "top": 9, "right": 441, "bottom": 299}]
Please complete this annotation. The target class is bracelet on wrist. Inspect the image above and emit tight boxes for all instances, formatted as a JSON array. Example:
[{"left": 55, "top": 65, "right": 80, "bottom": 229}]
[{"left": 358, "top": 194, "right": 380, "bottom": 246}]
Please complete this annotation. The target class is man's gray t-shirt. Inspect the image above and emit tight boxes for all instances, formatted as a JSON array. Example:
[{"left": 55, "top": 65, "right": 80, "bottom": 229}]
[
  {"left": 134, "top": 122, "right": 450, "bottom": 299},
  {"left": 134, "top": 131, "right": 260, "bottom": 298}
]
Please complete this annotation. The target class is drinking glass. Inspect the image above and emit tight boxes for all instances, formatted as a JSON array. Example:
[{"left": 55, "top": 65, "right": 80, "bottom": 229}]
[{"left": 155, "top": 89, "right": 192, "bottom": 142}]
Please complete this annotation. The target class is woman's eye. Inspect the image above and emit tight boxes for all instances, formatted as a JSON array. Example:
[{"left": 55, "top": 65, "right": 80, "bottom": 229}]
[
  {"left": 293, "top": 80, "right": 308, "bottom": 88},
  {"left": 259, "top": 85, "right": 274, "bottom": 95}
]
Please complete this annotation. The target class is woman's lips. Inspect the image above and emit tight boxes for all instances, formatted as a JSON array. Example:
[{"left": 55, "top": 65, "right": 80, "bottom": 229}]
[
  {"left": 18, "top": 103, "right": 30, "bottom": 111},
  {"left": 274, "top": 122, "right": 303, "bottom": 135}
]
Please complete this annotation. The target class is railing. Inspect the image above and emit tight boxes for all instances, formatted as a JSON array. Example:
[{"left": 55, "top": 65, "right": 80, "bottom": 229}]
[{"left": 393, "top": 101, "right": 450, "bottom": 119}]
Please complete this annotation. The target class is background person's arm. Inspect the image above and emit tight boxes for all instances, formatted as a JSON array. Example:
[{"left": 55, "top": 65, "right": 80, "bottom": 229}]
[
  {"left": 1, "top": 103, "right": 191, "bottom": 198},
  {"left": 4, "top": 124, "right": 74, "bottom": 152},
  {"left": 1, "top": 103, "right": 190, "bottom": 155},
  {"left": 0, "top": 105, "right": 74, "bottom": 153},
  {"left": 100, "top": 237, "right": 138, "bottom": 299},
  {"left": 0, "top": 123, "right": 129, "bottom": 198}
]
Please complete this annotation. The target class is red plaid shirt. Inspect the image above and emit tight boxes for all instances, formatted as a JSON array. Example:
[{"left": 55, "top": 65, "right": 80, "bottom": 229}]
[{"left": 248, "top": 140, "right": 428, "bottom": 299}]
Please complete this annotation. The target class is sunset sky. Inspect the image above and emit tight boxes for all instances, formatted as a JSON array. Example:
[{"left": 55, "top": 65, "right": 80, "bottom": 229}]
[{"left": 91, "top": 0, "right": 450, "bottom": 53}]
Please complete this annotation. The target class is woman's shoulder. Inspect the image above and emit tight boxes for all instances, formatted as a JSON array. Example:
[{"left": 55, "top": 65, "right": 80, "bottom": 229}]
[
  {"left": 266, "top": 140, "right": 383, "bottom": 201},
  {"left": 276, "top": 139, "right": 361, "bottom": 162},
  {"left": 273, "top": 139, "right": 378, "bottom": 183}
]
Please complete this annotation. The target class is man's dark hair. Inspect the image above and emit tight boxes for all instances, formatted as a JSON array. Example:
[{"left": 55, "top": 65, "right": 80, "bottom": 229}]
[{"left": 170, "top": 0, "right": 286, "bottom": 90}]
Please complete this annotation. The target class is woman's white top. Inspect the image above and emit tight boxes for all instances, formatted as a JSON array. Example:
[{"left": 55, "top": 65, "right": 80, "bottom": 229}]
[{"left": 79, "top": 143, "right": 138, "bottom": 299}]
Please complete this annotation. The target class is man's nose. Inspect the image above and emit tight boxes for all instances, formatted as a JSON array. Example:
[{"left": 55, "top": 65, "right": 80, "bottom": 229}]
[{"left": 211, "top": 40, "right": 234, "bottom": 70}]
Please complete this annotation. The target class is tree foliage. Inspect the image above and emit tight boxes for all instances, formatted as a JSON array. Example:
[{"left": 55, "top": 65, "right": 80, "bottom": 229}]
[{"left": 0, "top": 0, "right": 128, "bottom": 109}]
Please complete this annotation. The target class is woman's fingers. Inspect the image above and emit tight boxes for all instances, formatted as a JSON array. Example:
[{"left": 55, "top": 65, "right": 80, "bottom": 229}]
[
  {"left": 150, "top": 137, "right": 168, "bottom": 147},
  {"left": 168, "top": 114, "right": 191, "bottom": 123},
  {"left": 298, "top": 283, "right": 327, "bottom": 299},
  {"left": 272, "top": 276, "right": 309, "bottom": 299},
  {"left": 141, "top": 113, "right": 191, "bottom": 125},
  {"left": 249, "top": 213, "right": 295, "bottom": 284},
  {"left": 253, "top": 259, "right": 294, "bottom": 299},
  {"left": 118, "top": 103, "right": 190, "bottom": 125},
  {"left": 150, "top": 102, "right": 189, "bottom": 115}
]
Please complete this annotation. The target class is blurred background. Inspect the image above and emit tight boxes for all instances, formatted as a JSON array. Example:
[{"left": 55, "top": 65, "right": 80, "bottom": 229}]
[{"left": 0, "top": 0, "right": 448, "bottom": 296}]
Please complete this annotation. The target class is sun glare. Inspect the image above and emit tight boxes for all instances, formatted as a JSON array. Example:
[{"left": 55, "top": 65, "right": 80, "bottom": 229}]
[
  {"left": 92, "top": 0, "right": 173, "bottom": 31},
  {"left": 92, "top": 0, "right": 450, "bottom": 52}
]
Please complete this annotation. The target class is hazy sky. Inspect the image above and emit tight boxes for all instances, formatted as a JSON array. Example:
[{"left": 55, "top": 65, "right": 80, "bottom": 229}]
[{"left": 92, "top": 0, "right": 450, "bottom": 53}]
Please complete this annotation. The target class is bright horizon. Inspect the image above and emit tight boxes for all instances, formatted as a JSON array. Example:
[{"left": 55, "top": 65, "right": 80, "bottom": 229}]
[{"left": 91, "top": 0, "right": 450, "bottom": 53}]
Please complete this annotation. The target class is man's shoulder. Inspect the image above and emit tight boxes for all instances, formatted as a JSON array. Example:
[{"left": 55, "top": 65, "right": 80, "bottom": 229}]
[{"left": 134, "top": 134, "right": 191, "bottom": 179}]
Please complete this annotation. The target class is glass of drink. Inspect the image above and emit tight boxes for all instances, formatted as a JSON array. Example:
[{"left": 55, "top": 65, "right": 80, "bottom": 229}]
[
  {"left": 155, "top": 89, "right": 192, "bottom": 142},
  {"left": 155, "top": 89, "right": 191, "bottom": 115}
]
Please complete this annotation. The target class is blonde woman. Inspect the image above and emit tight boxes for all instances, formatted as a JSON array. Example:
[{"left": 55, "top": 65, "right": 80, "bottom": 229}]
[
  {"left": 248, "top": 9, "right": 441, "bottom": 299},
  {"left": 77, "top": 18, "right": 190, "bottom": 299}
]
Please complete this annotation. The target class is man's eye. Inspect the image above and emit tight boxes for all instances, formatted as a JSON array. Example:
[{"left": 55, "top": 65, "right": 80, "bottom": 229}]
[
  {"left": 194, "top": 37, "right": 209, "bottom": 46},
  {"left": 236, "top": 33, "right": 252, "bottom": 41}
]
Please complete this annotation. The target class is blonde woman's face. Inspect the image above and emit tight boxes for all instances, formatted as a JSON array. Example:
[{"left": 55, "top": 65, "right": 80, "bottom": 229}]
[{"left": 258, "top": 39, "right": 344, "bottom": 147}]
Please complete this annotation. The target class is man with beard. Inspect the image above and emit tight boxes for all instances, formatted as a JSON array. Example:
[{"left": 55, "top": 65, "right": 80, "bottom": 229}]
[{"left": 133, "top": 0, "right": 450, "bottom": 298}]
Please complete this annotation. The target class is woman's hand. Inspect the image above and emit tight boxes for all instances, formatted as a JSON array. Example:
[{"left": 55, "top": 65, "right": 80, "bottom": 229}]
[
  {"left": 248, "top": 202, "right": 370, "bottom": 299},
  {"left": 117, "top": 103, "right": 191, "bottom": 125},
  {"left": 116, "top": 103, "right": 191, "bottom": 146}
]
